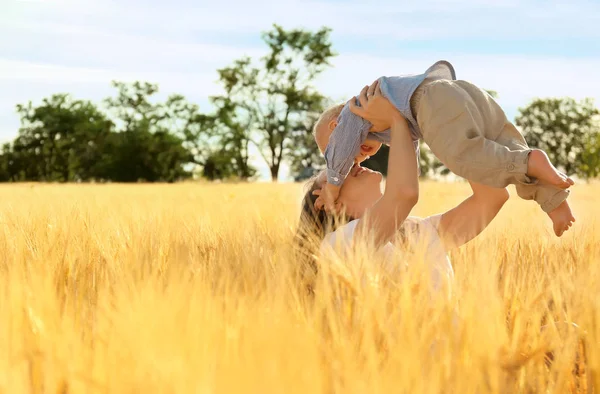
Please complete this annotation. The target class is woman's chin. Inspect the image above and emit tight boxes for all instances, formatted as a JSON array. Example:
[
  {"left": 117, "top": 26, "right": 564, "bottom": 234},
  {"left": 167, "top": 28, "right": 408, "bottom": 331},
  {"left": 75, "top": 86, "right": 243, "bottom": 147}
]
[
  {"left": 373, "top": 172, "right": 384, "bottom": 183},
  {"left": 369, "top": 172, "right": 384, "bottom": 194}
]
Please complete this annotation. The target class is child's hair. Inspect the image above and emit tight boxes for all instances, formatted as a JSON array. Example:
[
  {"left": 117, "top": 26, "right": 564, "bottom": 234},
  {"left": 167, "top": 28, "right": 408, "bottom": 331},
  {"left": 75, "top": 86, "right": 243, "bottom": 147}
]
[{"left": 313, "top": 103, "right": 345, "bottom": 153}]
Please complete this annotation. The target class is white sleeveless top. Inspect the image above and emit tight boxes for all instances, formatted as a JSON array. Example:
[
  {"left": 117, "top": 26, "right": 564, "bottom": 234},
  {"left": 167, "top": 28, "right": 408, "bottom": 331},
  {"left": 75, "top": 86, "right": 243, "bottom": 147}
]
[{"left": 320, "top": 215, "right": 454, "bottom": 292}]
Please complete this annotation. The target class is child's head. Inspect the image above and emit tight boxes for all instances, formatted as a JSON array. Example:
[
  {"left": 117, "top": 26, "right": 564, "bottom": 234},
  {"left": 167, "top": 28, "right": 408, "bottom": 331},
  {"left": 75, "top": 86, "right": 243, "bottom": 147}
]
[
  {"left": 313, "top": 103, "right": 383, "bottom": 164},
  {"left": 313, "top": 103, "right": 344, "bottom": 154}
]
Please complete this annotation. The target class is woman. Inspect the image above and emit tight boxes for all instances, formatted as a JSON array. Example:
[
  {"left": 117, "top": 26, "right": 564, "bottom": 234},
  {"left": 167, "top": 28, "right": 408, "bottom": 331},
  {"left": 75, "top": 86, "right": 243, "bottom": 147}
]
[{"left": 298, "top": 81, "right": 510, "bottom": 290}]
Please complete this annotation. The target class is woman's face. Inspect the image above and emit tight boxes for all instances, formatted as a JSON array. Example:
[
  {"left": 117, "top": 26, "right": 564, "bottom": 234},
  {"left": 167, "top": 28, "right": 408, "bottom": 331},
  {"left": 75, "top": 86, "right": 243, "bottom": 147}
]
[{"left": 337, "top": 165, "right": 384, "bottom": 218}]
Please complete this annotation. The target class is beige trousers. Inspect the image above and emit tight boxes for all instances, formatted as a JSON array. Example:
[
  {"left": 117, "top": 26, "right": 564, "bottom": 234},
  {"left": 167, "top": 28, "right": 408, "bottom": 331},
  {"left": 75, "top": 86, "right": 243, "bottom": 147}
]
[{"left": 415, "top": 79, "right": 569, "bottom": 213}]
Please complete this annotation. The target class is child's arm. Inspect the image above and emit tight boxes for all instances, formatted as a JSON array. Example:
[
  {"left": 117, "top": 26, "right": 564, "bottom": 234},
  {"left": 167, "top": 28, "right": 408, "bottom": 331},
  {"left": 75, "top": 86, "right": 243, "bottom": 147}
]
[
  {"left": 322, "top": 97, "right": 372, "bottom": 209},
  {"left": 320, "top": 182, "right": 341, "bottom": 212}
]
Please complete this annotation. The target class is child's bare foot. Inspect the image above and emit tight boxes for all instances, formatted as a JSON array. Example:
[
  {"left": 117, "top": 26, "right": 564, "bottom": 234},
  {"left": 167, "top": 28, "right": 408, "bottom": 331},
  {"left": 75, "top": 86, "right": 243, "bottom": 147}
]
[
  {"left": 527, "top": 150, "right": 574, "bottom": 189},
  {"left": 547, "top": 200, "right": 575, "bottom": 237}
]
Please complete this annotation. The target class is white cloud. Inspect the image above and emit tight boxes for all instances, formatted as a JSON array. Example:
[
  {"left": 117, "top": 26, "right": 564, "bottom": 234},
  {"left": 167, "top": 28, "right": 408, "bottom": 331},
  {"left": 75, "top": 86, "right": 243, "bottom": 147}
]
[
  {"left": 0, "top": 22, "right": 266, "bottom": 73},
  {"left": 6, "top": 0, "right": 599, "bottom": 43},
  {"left": 0, "top": 59, "right": 225, "bottom": 96}
]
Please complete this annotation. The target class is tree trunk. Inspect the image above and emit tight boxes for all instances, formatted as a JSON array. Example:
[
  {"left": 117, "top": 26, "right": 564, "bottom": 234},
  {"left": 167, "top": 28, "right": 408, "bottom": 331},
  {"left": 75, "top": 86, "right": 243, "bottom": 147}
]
[{"left": 270, "top": 164, "right": 279, "bottom": 182}]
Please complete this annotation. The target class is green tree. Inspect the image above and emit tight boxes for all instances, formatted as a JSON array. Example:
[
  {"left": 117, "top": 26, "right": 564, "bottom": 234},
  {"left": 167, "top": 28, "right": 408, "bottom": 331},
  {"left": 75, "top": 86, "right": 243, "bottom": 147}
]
[
  {"left": 211, "top": 97, "right": 256, "bottom": 180},
  {"left": 0, "top": 143, "right": 15, "bottom": 181},
  {"left": 95, "top": 129, "right": 191, "bottom": 182},
  {"left": 14, "top": 94, "right": 112, "bottom": 181},
  {"left": 214, "top": 24, "right": 335, "bottom": 181},
  {"left": 485, "top": 90, "right": 498, "bottom": 99},
  {"left": 286, "top": 101, "right": 328, "bottom": 177},
  {"left": 159, "top": 95, "right": 239, "bottom": 179},
  {"left": 201, "top": 150, "right": 238, "bottom": 181},
  {"left": 104, "top": 81, "right": 193, "bottom": 182},
  {"left": 105, "top": 81, "right": 161, "bottom": 131},
  {"left": 161, "top": 95, "right": 256, "bottom": 181},
  {"left": 579, "top": 127, "right": 600, "bottom": 180},
  {"left": 515, "top": 98, "right": 600, "bottom": 177},
  {"left": 108, "top": 82, "right": 254, "bottom": 181}
]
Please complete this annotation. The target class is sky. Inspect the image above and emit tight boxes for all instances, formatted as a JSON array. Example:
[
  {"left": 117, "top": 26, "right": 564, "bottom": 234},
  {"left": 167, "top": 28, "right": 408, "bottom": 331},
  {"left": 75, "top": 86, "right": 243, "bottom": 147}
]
[{"left": 2, "top": 0, "right": 600, "bottom": 180}]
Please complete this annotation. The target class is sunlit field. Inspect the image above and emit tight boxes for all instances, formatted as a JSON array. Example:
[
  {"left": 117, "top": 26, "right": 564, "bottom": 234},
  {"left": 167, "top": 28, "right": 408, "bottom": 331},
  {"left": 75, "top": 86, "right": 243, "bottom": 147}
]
[{"left": 0, "top": 181, "right": 598, "bottom": 393}]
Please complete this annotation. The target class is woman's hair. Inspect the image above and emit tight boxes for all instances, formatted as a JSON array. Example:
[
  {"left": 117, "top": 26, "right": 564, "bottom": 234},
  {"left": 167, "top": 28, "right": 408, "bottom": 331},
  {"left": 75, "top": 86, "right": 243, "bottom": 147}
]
[
  {"left": 293, "top": 171, "right": 353, "bottom": 294},
  {"left": 293, "top": 171, "right": 353, "bottom": 273}
]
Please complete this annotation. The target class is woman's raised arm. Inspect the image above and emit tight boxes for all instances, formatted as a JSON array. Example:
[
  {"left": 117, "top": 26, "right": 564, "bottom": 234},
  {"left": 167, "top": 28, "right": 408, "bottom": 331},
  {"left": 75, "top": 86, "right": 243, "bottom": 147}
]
[
  {"left": 350, "top": 82, "right": 420, "bottom": 246},
  {"left": 437, "top": 181, "right": 509, "bottom": 249}
]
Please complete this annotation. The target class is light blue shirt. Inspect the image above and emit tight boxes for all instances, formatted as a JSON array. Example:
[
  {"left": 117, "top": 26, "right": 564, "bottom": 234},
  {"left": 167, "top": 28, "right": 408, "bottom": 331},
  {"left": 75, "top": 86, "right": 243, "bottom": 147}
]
[{"left": 324, "top": 60, "right": 456, "bottom": 186}]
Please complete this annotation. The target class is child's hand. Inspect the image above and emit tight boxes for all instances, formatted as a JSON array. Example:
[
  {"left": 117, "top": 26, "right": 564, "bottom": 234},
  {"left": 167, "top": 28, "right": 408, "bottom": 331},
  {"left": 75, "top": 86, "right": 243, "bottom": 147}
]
[{"left": 313, "top": 182, "right": 341, "bottom": 212}]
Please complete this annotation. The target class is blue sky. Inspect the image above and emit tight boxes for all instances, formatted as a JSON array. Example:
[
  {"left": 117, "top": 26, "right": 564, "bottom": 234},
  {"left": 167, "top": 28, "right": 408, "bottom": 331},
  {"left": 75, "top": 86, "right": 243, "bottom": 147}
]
[{"left": 2, "top": 0, "right": 600, "bottom": 180}]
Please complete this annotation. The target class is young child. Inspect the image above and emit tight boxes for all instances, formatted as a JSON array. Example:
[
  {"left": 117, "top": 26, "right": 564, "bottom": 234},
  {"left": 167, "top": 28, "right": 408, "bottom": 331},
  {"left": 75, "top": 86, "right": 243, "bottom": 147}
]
[{"left": 314, "top": 60, "right": 575, "bottom": 237}]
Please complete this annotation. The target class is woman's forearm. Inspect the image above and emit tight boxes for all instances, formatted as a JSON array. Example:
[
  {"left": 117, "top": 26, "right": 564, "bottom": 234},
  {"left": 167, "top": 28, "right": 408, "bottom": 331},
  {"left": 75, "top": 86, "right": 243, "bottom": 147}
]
[
  {"left": 438, "top": 181, "right": 509, "bottom": 249},
  {"left": 355, "top": 116, "right": 419, "bottom": 246},
  {"left": 470, "top": 181, "right": 510, "bottom": 200},
  {"left": 383, "top": 116, "right": 420, "bottom": 201}
]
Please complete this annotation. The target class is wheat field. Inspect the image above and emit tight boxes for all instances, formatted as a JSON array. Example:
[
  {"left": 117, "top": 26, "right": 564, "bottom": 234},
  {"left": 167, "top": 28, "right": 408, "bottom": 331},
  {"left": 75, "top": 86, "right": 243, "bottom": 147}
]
[{"left": 0, "top": 181, "right": 598, "bottom": 393}]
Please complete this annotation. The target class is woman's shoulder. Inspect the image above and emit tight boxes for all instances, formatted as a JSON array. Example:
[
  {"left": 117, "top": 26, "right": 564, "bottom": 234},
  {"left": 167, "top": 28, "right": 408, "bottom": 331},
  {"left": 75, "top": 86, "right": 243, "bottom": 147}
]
[
  {"left": 320, "top": 214, "right": 443, "bottom": 254},
  {"left": 321, "top": 219, "right": 360, "bottom": 251},
  {"left": 322, "top": 215, "right": 442, "bottom": 242},
  {"left": 404, "top": 214, "right": 443, "bottom": 242},
  {"left": 419, "top": 214, "right": 443, "bottom": 231}
]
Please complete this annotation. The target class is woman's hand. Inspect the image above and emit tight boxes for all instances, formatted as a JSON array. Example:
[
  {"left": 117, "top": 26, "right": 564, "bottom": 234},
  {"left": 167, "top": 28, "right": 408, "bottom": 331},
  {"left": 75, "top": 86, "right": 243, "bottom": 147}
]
[{"left": 348, "top": 80, "right": 404, "bottom": 132}]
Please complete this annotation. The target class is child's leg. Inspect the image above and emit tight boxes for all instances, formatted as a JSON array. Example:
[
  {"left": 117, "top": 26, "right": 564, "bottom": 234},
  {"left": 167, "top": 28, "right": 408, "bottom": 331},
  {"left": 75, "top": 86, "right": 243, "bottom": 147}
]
[
  {"left": 495, "top": 122, "right": 575, "bottom": 236},
  {"left": 418, "top": 80, "right": 573, "bottom": 190},
  {"left": 494, "top": 122, "right": 569, "bottom": 212},
  {"left": 417, "top": 79, "right": 535, "bottom": 189},
  {"left": 417, "top": 80, "right": 574, "bottom": 235}
]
